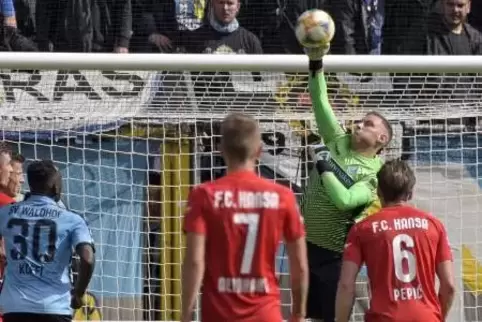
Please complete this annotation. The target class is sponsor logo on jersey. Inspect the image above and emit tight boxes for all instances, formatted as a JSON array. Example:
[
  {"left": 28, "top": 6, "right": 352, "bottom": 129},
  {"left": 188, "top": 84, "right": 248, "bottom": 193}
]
[
  {"left": 346, "top": 165, "right": 359, "bottom": 177},
  {"left": 327, "top": 158, "right": 356, "bottom": 188}
]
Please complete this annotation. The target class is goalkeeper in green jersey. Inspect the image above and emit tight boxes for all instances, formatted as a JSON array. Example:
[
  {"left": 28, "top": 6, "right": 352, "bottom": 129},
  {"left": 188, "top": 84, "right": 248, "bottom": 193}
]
[{"left": 301, "top": 46, "right": 393, "bottom": 322}]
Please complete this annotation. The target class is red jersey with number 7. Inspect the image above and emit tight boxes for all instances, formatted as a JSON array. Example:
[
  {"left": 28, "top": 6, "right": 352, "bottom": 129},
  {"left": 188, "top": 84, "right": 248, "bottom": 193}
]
[
  {"left": 343, "top": 205, "right": 452, "bottom": 322},
  {"left": 183, "top": 170, "right": 305, "bottom": 322}
]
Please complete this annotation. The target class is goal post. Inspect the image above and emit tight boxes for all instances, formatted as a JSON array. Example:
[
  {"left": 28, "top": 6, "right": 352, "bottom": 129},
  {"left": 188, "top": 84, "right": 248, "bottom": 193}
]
[{"left": 0, "top": 53, "right": 480, "bottom": 321}]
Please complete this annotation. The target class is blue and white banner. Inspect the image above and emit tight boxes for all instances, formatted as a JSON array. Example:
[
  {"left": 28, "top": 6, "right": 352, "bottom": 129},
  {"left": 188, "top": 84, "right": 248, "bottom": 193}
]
[{"left": 0, "top": 70, "right": 151, "bottom": 140}]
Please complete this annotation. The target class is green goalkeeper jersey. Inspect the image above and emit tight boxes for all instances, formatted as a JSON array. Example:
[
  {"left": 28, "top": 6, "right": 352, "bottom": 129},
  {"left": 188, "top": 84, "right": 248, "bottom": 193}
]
[{"left": 301, "top": 71, "right": 383, "bottom": 253}]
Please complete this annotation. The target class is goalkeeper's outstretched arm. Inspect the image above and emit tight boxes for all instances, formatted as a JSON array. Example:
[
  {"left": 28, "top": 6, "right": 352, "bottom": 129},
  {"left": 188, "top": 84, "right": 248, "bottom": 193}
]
[
  {"left": 323, "top": 173, "right": 374, "bottom": 211},
  {"left": 308, "top": 52, "right": 345, "bottom": 145},
  {"left": 307, "top": 46, "right": 378, "bottom": 213}
]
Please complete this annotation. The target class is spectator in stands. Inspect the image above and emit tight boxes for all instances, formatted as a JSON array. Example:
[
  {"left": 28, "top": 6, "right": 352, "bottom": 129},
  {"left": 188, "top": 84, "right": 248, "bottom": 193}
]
[
  {"left": 14, "top": 0, "right": 36, "bottom": 39},
  {"left": 396, "top": 0, "right": 482, "bottom": 129},
  {"left": 131, "top": 0, "right": 208, "bottom": 53},
  {"left": 469, "top": 0, "right": 482, "bottom": 32},
  {"left": 0, "top": 0, "right": 37, "bottom": 51},
  {"left": 36, "top": 0, "right": 132, "bottom": 52},
  {"left": 382, "top": 0, "right": 437, "bottom": 54},
  {"left": 0, "top": 0, "right": 16, "bottom": 29},
  {"left": 400, "top": 0, "right": 482, "bottom": 55},
  {"left": 180, "top": 0, "right": 262, "bottom": 103},
  {"left": 331, "top": 0, "right": 384, "bottom": 55},
  {"left": 180, "top": 0, "right": 262, "bottom": 54}
]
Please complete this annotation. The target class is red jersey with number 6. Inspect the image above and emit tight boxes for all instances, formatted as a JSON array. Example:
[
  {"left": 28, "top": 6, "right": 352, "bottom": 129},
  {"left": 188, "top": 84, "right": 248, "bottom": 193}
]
[
  {"left": 183, "top": 170, "right": 305, "bottom": 322},
  {"left": 343, "top": 205, "right": 452, "bottom": 322}
]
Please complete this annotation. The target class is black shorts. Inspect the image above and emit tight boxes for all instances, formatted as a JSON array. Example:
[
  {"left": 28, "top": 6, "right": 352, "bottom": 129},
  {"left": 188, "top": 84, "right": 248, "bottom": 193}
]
[
  {"left": 306, "top": 241, "right": 343, "bottom": 322},
  {"left": 3, "top": 313, "right": 71, "bottom": 322}
]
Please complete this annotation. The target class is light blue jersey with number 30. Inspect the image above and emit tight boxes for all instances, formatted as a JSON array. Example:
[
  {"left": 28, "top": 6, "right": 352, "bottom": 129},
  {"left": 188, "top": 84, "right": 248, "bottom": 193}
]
[{"left": 0, "top": 195, "right": 93, "bottom": 315}]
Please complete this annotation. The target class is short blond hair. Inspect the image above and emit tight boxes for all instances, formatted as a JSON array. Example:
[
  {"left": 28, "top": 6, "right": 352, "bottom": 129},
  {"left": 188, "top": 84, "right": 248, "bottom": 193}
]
[
  {"left": 220, "top": 113, "right": 261, "bottom": 163},
  {"left": 377, "top": 159, "right": 416, "bottom": 203}
]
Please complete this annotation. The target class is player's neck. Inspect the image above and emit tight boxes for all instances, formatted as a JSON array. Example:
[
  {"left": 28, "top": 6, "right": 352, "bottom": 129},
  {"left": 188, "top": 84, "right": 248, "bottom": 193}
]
[
  {"left": 226, "top": 161, "right": 256, "bottom": 174},
  {"left": 382, "top": 201, "right": 406, "bottom": 208},
  {"left": 352, "top": 144, "right": 378, "bottom": 158},
  {"left": 0, "top": 186, "right": 12, "bottom": 198}
]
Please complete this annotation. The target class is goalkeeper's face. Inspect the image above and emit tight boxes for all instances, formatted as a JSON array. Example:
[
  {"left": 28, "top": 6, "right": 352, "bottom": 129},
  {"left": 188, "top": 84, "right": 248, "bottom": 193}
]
[{"left": 352, "top": 114, "right": 389, "bottom": 151}]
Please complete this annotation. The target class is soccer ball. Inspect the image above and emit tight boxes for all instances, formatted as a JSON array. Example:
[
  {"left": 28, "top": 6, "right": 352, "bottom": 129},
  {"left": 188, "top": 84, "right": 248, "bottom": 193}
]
[{"left": 295, "top": 9, "right": 335, "bottom": 48}]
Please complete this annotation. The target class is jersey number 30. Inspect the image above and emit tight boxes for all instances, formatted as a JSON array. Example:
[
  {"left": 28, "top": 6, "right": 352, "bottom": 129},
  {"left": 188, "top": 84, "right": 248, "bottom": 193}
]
[
  {"left": 392, "top": 234, "right": 417, "bottom": 283},
  {"left": 234, "top": 213, "right": 260, "bottom": 274},
  {"left": 7, "top": 218, "right": 57, "bottom": 263}
]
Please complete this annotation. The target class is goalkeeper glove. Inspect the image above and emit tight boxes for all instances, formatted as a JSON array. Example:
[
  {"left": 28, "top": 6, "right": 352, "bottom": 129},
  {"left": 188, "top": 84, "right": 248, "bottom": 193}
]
[
  {"left": 304, "top": 43, "right": 330, "bottom": 61},
  {"left": 308, "top": 145, "right": 333, "bottom": 175},
  {"left": 304, "top": 43, "right": 330, "bottom": 76},
  {"left": 315, "top": 159, "right": 333, "bottom": 175}
]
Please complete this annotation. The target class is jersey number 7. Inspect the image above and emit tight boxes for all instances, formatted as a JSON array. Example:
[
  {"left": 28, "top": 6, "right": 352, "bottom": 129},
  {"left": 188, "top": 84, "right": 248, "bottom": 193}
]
[
  {"left": 233, "top": 213, "right": 260, "bottom": 275},
  {"left": 7, "top": 218, "right": 57, "bottom": 263},
  {"left": 392, "top": 234, "right": 417, "bottom": 283}
]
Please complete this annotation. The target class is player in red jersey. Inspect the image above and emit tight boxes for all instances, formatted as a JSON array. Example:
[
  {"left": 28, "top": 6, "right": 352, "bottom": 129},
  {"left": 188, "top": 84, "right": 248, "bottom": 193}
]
[
  {"left": 0, "top": 143, "right": 13, "bottom": 206},
  {"left": 181, "top": 113, "right": 308, "bottom": 322},
  {"left": 0, "top": 142, "right": 13, "bottom": 322},
  {"left": 335, "top": 159, "right": 455, "bottom": 322}
]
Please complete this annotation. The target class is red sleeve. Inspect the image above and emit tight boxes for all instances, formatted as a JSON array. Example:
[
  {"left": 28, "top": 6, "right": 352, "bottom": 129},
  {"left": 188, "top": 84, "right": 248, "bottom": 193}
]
[
  {"left": 342, "top": 224, "right": 363, "bottom": 265},
  {"left": 0, "top": 193, "right": 14, "bottom": 206},
  {"left": 436, "top": 222, "right": 453, "bottom": 264},
  {"left": 182, "top": 187, "right": 208, "bottom": 235},
  {"left": 283, "top": 191, "right": 305, "bottom": 242}
]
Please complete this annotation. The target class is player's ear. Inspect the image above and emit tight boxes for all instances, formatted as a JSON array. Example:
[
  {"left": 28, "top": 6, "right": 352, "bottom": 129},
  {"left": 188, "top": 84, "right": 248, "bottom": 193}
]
[
  {"left": 52, "top": 174, "right": 62, "bottom": 202},
  {"left": 406, "top": 191, "right": 413, "bottom": 201},
  {"left": 52, "top": 187, "right": 61, "bottom": 202},
  {"left": 378, "top": 133, "right": 388, "bottom": 147},
  {"left": 254, "top": 142, "right": 262, "bottom": 160},
  {"left": 219, "top": 143, "right": 226, "bottom": 160}
]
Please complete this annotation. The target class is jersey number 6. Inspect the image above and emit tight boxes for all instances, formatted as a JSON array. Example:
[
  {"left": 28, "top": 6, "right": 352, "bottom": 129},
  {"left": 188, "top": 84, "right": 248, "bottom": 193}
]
[
  {"left": 233, "top": 213, "right": 260, "bottom": 275},
  {"left": 392, "top": 233, "right": 417, "bottom": 283},
  {"left": 7, "top": 218, "right": 57, "bottom": 263}
]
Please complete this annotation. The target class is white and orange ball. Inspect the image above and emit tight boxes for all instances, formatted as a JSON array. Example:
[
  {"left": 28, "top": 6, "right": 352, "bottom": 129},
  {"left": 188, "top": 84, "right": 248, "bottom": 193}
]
[{"left": 295, "top": 9, "right": 335, "bottom": 48}]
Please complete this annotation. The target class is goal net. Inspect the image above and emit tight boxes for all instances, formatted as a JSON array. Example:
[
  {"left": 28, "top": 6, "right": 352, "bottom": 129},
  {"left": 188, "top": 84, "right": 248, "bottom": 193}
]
[{"left": 1, "top": 53, "right": 480, "bottom": 322}]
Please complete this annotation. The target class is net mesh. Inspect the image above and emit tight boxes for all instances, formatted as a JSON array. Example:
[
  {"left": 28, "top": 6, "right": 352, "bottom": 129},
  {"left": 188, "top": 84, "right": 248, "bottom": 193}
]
[{"left": 1, "top": 68, "right": 480, "bottom": 322}]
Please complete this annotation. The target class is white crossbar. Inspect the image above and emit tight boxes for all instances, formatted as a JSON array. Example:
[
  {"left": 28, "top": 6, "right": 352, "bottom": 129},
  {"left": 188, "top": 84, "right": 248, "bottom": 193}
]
[{"left": 0, "top": 53, "right": 481, "bottom": 73}]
